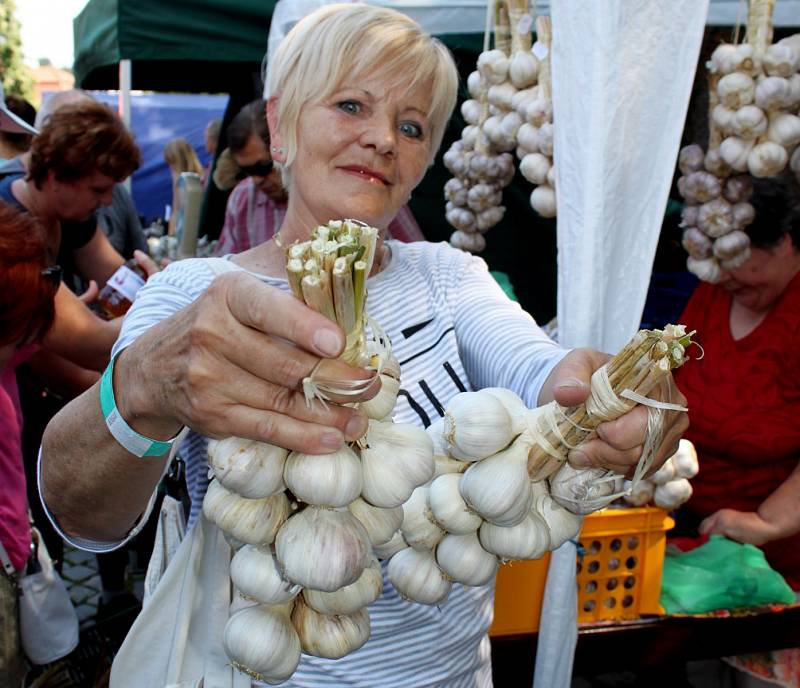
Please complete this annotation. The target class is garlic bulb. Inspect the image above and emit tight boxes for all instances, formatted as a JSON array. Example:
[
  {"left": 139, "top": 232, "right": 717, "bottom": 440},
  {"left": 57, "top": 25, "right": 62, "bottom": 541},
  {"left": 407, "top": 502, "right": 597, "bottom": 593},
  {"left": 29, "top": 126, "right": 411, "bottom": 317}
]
[
  {"left": 549, "top": 465, "right": 622, "bottom": 515},
  {"left": 719, "top": 136, "right": 755, "bottom": 172},
  {"left": 671, "top": 439, "right": 699, "bottom": 479},
  {"left": 524, "top": 98, "right": 553, "bottom": 128},
  {"left": 520, "top": 153, "right": 551, "bottom": 185},
  {"left": 763, "top": 43, "right": 800, "bottom": 78},
  {"left": 732, "top": 202, "right": 756, "bottom": 230},
  {"left": 530, "top": 185, "right": 557, "bottom": 218},
  {"left": 482, "top": 387, "right": 529, "bottom": 435},
  {"left": 479, "top": 511, "right": 550, "bottom": 560},
  {"left": 649, "top": 457, "right": 676, "bottom": 485},
  {"left": 719, "top": 247, "right": 751, "bottom": 271},
  {"left": 532, "top": 494, "right": 583, "bottom": 549},
  {"left": 361, "top": 420, "right": 434, "bottom": 508},
  {"left": 537, "top": 122, "right": 554, "bottom": 157},
  {"left": 460, "top": 99, "right": 482, "bottom": 126},
  {"left": 426, "top": 417, "right": 448, "bottom": 456},
  {"left": 291, "top": 596, "right": 370, "bottom": 659},
  {"left": 446, "top": 206, "right": 477, "bottom": 232},
  {"left": 731, "top": 105, "right": 768, "bottom": 140},
  {"left": 516, "top": 123, "right": 540, "bottom": 152},
  {"left": 713, "top": 230, "right": 751, "bottom": 261},
  {"left": 707, "top": 44, "right": 737, "bottom": 75},
  {"left": 450, "top": 229, "right": 486, "bottom": 253},
  {"left": 682, "top": 227, "right": 713, "bottom": 260},
  {"left": 477, "top": 49, "right": 510, "bottom": 85},
  {"left": 546, "top": 164, "right": 557, "bottom": 188},
  {"left": 687, "top": 256, "right": 722, "bottom": 283},
  {"left": 444, "top": 390, "right": 514, "bottom": 462},
  {"left": 223, "top": 604, "right": 301, "bottom": 684},
  {"left": 622, "top": 479, "right": 655, "bottom": 507},
  {"left": 767, "top": 112, "right": 800, "bottom": 148},
  {"left": 387, "top": 547, "right": 451, "bottom": 605},
  {"left": 748, "top": 141, "right": 788, "bottom": 178},
  {"left": 487, "top": 83, "right": 517, "bottom": 110},
  {"left": 711, "top": 105, "right": 736, "bottom": 136},
  {"left": 428, "top": 473, "right": 482, "bottom": 534},
  {"left": 681, "top": 171, "right": 722, "bottom": 203},
  {"left": 723, "top": 175, "right": 753, "bottom": 204},
  {"left": 717, "top": 72, "right": 755, "bottom": 109},
  {"left": 284, "top": 445, "right": 362, "bottom": 508},
  {"left": 467, "top": 70, "right": 482, "bottom": 99},
  {"left": 230, "top": 545, "right": 300, "bottom": 605},
  {"left": 785, "top": 74, "right": 800, "bottom": 109},
  {"left": 678, "top": 144, "right": 705, "bottom": 175},
  {"left": 207, "top": 437, "right": 287, "bottom": 499},
  {"left": 303, "top": 557, "right": 383, "bottom": 616},
  {"left": 445, "top": 177, "right": 468, "bottom": 206},
  {"left": 680, "top": 205, "right": 698, "bottom": 228},
  {"left": 754, "top": 76, "right": 790, "bottom": 111},
  {"left": 436, "top": 532, "right": 498, "bottom": 586},
  {"left": 509, "top": 51, "right": 539, "bottom": 89},
  {"left": 373, "top": 530, "right": 407, "bottom": 560},
  {"left": 202, "top": 480, "right": 289, "bottom": 545},
  {"left": 400, "top": 485, "right": 445, "bottom": 550},
  {"left": 653, "top": 478, "right": 693, "bottom": 510},
  {"left": 276, "top": 506, "right": 371, "bottom": 591},
  {"left": 704, "top": 148, "right": 732, "bottom": 177},
  {"left": 467, "top": 183, "right": 501, "bottom": 212},
  {"left": 512, "top": 87, "right": 539, "bottom": 114},
  {"left": 477, "top": 206, "right": 505, "bottom": 232},
  {"left": 347, "top": 497, "right": 403, "bottom": 546},
  {"left": 697, "top": 198, "right": 734, "bottom": 238},
  {"left": 460, "top": 436, "right": 534, "bottom": 526},
  {"left": 359, "top": 373, "right": 400, "bottom": 420},
  {"left": 500, "top": 111, "right": 523, "bottom": 139}
]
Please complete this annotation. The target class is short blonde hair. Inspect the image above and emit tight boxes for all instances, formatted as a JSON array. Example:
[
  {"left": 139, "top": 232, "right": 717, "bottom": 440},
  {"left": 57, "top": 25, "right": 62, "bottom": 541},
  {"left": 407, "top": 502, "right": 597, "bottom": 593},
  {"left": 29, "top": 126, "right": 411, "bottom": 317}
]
[
  {"left": 163, "top": 138, "right": 203, "bottom": 176},
  {"left": 268, "top": 3, "right": 458, "bottom": 175}
]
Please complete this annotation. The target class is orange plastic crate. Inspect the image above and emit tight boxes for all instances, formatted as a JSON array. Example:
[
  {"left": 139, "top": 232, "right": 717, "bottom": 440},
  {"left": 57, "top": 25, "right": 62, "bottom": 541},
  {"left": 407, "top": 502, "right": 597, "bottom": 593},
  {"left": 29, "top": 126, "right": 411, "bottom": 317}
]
[{"left": 490, "top": 507, "right": 674, "bottom": 636}]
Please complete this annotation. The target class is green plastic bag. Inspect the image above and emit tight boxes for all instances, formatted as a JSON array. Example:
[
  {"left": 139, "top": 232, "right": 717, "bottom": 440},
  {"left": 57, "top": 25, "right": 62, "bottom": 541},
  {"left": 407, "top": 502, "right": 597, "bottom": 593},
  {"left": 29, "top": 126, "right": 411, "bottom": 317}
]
[{"left": 660, "top": 535, "right": 795, "bottom": 615}]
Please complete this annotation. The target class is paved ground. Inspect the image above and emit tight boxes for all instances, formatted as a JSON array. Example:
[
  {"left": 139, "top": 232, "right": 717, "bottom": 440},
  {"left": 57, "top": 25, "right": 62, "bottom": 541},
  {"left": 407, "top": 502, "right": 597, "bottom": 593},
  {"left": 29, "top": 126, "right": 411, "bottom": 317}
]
[{"left": 61, "top": 546, "right": 102, "bottom": 626}]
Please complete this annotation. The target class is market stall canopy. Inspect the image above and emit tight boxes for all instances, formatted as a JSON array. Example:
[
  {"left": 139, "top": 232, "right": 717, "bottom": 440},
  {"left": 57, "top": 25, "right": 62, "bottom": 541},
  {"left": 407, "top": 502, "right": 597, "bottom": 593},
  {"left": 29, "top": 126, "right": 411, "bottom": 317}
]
[{"left": 75, "top": 0, "right": 800, "bottom": 92}]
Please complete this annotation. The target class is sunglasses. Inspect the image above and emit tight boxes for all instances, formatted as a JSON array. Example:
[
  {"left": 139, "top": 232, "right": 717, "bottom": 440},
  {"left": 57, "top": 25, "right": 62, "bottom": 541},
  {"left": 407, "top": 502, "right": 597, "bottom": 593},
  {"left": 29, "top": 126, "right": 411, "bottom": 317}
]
[
  {"left": 40, "top": 265, "right": 62, "bottom": 287},
  {"left": 236, "top": 160, "right": 274, "bottom": 180}
]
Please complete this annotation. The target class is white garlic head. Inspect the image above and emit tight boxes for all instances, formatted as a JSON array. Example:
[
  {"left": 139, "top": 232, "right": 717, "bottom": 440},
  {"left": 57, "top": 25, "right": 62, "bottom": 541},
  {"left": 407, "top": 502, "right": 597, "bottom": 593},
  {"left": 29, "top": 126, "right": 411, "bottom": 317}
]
[
  {"left": 302, "top": 556, "right": 383, "bottom": 616},
  {"left": 648, "top": 457, "right": 676, "bottom": 485},
  {"left": 524, "top": 98, "right": 553, "bottom": 128},
  {"left": 754, "top": 76, "right": 790, "bottom": 112},
  {"left": 704, "top": 148, "right": 732, "bottom": 177},
  {"left": 530, "top": 184, "right": 557, "bottom": 218},
  {"left": 291, "top": 596, "right": 370, "bottom": 660},
  {"left": 763, "top": 43, "right": 800, "bottom": 78},
  {"left": 467, "top": 70, "right": 483, "bottom": 99},
  {"left": 283, "top": 445, "right": 362, "bottom": 508},
  {"left": 767, "top": 112, "right": 800, "bottom": 148},
  {"left": 719, "top": 136, "right": 755, "bottom": 173},
  {"left": 230, "top": 545, "right": 301, "bottom": 605},
  {"left": 713, "top": 230, "right": 751, "bottom": 262},
  {"left": 732, "top": 202, "right": 756, "bottom": 230},
  {"left": 347, "top": 497, "right": 403, "bottom": 546},
  {"left": 671, "top": 439, "right": 699, "bottom": 479},
  {"left": 723, "top": 175, "right": 753, "bottom": 204},
  {"left": 482, "top": 387, "right": 529, "bottom": 435},
  {"left": 450, "top": 229, "right": 486, "bottom": 253},
  {"left": 532, "top": 493, "right": 582, "bottom": 550},
  {"left": 202, "top": 480, "right": 289, "bottom": 545},
  {"left": 359, "top": 372, "right": 400, "bottom": 421},
  {"left": 207, "top": 437, "right": 287, "bottom": 499},
  {"left": 520, "top": 152, "right": 551, "bottom": 186},
  {"left": 653, "top": 478, "right": 693, "bottom": 510},
  {"left": 479, "top": 511, "right": 550, "bottom": 561},
  {"left": 682, "top": 227, "right": 713, "bottom": 260},
  {"left": 460, "top": 98, "right": 482, "bottom": 126},
  {"left": 747, "top": 141, "right": 788, "bottom": 178},
  {"left": 436, "top": 532, "right": 498, "bottom": 586},
  {"left": 444, "top": 390, "right": 515, "bottom": 462},
  {"left": 487, "top": 82, "right": 517, "bottom": 110},
  {"left": 697, "top": 198, "right": 734, "bottom": 238},
  {"left": 731, "top": 105, "right": 768, "bottom": 140},
  {"left": 678, "top": 144, "right": 705, "bottom": 175},
  {"left": 680, "top": 170, "right": 722, "bottom": 204},
  {"left": 717, "top": 72, "right": 755, "bottom": 109},
  {"left": 477, "top": 49, "right": 510, "bottom": 85},
  {"left": 428, "top": 473, "right": 482, "bottom": 534},
  {"left": 476, "top": 206, "right": 505, "bottom": 232},
  {"left": 387, "top": 547, "right": 452, "bottom": 605},
  {"left": 687, "top": 256, "right": 722, "bottom": 283},
  {"left": 509, "top": 51, "right": 539, "bottom": 89},
  {"left": 400, "top": 485, "right": 445, "bottom": 550},
  {"left": 446, "top": 206, "right": 477, "bottom": 233},
  {"left": 622, "top": 479, "right": 655, "bottom": 507}
]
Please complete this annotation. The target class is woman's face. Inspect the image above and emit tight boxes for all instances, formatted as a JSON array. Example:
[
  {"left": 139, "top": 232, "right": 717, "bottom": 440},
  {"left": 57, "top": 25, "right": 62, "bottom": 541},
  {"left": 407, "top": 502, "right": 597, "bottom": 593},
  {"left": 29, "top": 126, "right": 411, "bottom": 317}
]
[
  {"left": 284, "top": 73, "right": 432, "bottom": 230},
  {"left": 718, "top": 236, "right": 799, "bottom": 312}
]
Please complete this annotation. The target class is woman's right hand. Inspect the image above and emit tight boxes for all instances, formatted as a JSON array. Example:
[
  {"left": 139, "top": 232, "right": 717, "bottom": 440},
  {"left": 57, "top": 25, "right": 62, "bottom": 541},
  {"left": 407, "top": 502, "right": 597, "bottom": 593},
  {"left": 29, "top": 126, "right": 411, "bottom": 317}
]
[{"left": 114, "top": 271, "right": 378, "bottom": 454}]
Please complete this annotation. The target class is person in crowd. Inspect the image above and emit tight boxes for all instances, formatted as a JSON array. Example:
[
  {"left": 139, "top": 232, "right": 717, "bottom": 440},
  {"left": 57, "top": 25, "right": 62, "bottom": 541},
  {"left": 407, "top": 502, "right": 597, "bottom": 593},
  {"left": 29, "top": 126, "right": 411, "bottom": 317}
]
[
  {"left": 40, "top": 5, "right": 686, "bottom": 685},
  {"left": 163, "top": 137, "right": 203, "bottom": 237},
  {"left": 0, "top": 85, "right": 36, "bottom": 160},
  {"left": 202, "top": 117, "right": 222, "bottom": 187},
  {"left": 215, "top": 98, "right": 424, "bottom": 256},
  {"left": 675, "top": 181, "right": 800, "bottom": 586},
  {"left": 0, "top": 205, "right": 59, "bottom": 687}
]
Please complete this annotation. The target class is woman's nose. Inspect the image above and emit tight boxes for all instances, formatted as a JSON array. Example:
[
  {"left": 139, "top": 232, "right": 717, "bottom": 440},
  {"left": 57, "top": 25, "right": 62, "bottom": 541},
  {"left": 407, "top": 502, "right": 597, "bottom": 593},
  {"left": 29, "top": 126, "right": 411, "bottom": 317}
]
[{"left": 361, "top": 116, "right": 396, "bottom": 156}]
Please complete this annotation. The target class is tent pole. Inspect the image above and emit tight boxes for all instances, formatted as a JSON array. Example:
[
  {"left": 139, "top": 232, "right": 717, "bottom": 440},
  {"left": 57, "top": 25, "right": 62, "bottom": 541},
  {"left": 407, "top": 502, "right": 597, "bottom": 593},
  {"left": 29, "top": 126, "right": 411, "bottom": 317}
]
[{"left": 119, "top": 59, "right": 133, "bottom": 192}]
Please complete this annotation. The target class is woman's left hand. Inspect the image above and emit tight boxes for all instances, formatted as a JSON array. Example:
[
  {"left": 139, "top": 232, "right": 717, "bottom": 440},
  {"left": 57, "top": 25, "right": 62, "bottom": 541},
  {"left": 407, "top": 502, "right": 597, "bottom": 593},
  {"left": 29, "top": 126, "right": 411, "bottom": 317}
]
[
  {"left": 699, "top": 508, "right": 781, "bottom": 546},
  {"left": 539, "top": 347, "right": 689, "bottom": 477}
]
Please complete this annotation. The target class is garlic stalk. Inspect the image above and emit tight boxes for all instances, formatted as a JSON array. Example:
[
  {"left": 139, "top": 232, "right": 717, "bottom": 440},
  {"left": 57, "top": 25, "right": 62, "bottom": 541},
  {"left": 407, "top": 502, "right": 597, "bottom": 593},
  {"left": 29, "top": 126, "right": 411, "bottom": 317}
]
[
  {"left": 230, "top": 545, "right": 301, "bottom": 605},
  {"left": 275, "top": 506, "right": 371, "bottom": 592},
  {"left": 291, "top": 596, "right": 370, "bottom": 659},
  {"left": 207, "top": 437, "right": 287, "bottom": 499},
  {"left": 435, "top": 532, "right": 498, "bottom": 586},
  {"left": 283, "top": 444, "right": 362, "bottom": 508},
  {"left": 303, "top": 557, "right": 383, "bottom": 616},
  {"left": 387, "top": 547, "right": 452, "bottom": 605},
  {"left": 202, "top": 480, "right": 289, "bottom": 545}
]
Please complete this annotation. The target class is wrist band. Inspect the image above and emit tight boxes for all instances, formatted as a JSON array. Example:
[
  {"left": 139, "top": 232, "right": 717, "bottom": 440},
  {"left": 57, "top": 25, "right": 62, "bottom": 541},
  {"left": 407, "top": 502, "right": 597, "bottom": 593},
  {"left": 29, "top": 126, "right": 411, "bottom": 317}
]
[{"left": 100, "top": 350, "right": 177, "bottom": 457}]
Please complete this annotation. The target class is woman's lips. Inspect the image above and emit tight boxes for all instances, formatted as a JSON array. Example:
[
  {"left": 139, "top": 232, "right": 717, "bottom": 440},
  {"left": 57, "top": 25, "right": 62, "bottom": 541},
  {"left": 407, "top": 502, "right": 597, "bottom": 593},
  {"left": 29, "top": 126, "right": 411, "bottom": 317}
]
[{"left": 339, "top": 166, "right": 391, "bottom": 186}]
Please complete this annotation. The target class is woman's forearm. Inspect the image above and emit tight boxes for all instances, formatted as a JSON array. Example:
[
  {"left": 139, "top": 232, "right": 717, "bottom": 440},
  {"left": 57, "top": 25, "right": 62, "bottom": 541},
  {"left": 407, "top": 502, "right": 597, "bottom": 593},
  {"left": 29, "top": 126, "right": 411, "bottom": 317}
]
[{"left": 758, "top": 461, "right": 800, "bottom": 540}]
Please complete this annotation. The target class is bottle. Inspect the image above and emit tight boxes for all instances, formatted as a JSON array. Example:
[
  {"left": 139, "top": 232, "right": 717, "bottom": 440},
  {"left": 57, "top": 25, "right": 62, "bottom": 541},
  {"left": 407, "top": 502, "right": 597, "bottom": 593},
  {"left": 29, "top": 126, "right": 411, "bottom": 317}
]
[{"left": 97, "top": 259, "right": 147, "bottom": 319}]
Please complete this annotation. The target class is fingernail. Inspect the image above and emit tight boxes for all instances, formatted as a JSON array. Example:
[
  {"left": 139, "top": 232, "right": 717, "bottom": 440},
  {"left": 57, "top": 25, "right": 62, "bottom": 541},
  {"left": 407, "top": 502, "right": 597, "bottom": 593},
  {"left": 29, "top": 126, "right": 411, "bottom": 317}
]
[
  {"left": 556, "top": 377, "right": 587, "bottom": 391},
  {"left": 569, "top": 450, "right": 592, "bottom": 468},
  {"left": 313, "top": 329, "right": 342, "bottom": 357},
  {"left": 345, "top": 414, "right": 368, "bottom": 440},
  {"left": 321, "top": 431, "right": 344, "bottom": 451}
]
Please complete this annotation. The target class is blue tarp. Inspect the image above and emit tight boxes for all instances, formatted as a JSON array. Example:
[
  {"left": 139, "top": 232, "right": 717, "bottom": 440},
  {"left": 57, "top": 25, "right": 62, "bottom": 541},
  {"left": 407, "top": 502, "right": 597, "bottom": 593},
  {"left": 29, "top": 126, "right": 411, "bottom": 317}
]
[{"left": 41, "top": 91, "right": 229, "bottom": 223}]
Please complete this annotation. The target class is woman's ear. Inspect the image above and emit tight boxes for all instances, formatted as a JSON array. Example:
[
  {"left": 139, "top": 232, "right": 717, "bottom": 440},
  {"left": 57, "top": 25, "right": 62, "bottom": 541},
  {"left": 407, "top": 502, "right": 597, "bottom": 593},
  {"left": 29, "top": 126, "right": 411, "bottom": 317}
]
[{"left": 266, "top": 97, "right": 286, "bottom": 163}]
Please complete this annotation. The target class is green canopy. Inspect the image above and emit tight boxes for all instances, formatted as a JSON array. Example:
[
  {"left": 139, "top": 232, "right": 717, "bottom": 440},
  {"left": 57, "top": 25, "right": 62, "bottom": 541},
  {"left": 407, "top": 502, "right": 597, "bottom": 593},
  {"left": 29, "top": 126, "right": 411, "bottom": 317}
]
[{"left": 73, "top": 0, "right": 278, "bottom": 91}]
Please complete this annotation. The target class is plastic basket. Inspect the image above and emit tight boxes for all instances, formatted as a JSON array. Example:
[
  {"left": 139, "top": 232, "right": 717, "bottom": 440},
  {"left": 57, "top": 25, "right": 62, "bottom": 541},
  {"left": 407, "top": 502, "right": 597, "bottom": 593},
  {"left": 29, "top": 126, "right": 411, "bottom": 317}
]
[{"left": 490, "top": 506, "right": 674, "bottom": 636}]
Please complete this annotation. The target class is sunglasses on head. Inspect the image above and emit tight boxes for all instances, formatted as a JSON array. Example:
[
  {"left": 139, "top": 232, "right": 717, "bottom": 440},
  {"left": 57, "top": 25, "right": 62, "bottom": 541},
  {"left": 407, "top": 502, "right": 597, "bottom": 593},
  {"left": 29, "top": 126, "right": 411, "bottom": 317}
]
[
  {"left": 236, "top": 160, "right": 274, "bottom": 180},
  {"left": 40, "top": 265, "right": 62, "bottom": 287}
]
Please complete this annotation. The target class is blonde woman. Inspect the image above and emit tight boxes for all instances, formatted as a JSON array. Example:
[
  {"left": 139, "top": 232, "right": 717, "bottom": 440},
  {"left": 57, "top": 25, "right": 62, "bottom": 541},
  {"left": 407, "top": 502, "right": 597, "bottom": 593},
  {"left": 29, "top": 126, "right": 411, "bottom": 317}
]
[
  {"left": 163, "top": 137, "right": 203, "bottom": 236},
  {"left": 42, "top": 5, "right": 687, "bottom": 685}
]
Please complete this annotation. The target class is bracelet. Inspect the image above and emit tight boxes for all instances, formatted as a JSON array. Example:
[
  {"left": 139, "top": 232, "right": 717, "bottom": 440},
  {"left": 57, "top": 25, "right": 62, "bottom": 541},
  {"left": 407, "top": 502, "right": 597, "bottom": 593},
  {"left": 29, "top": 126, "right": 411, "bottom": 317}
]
[{"left": 100, "top": 350, "right": 177, "bottom": 458}]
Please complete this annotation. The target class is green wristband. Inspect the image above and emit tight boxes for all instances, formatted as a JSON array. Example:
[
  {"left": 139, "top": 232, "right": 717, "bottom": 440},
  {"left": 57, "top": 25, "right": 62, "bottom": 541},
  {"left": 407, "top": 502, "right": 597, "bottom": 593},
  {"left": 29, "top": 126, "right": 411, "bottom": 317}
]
[{"left": 100, "top": 350, "right": 176, "bottom": 458}]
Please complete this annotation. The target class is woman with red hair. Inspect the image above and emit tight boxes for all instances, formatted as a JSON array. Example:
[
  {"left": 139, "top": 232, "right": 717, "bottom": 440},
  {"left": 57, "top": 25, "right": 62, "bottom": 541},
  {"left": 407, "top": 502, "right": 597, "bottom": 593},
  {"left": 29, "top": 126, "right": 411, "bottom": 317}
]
[{"left": 0, "top": 203, "right": 60, "bottom": 685}]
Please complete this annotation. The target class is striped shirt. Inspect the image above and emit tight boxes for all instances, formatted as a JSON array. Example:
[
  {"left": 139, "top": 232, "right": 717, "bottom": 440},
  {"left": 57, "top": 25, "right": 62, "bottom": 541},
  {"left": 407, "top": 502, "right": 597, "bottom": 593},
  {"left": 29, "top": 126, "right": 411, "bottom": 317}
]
[
  {"left": 61, "top": 241, "right": 565, "bottom": 686},
  {"left": 214, "top": 178, "right": 424, "bottom": 256}
]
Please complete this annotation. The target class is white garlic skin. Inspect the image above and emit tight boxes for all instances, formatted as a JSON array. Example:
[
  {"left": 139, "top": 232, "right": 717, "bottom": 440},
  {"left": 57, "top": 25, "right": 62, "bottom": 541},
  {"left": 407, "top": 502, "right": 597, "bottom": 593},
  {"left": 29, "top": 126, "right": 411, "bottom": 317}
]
[
  {"left": 460, "top": 437, "right": 534, "bottom": 526},
  {"left": 291, "top": 596, "right": 370, "bottom": 660},
  {"left": 516, "top": 123, "right": 540, "bottom": 152},
  {"left": 283, "top": 445, "right": 362, "bottom": 508},
  {"left": 387, "top": 547, "right": 452, "bottom": 605},
  {"left": 754, "top": 76, "right": 790, "bottom": 112},
  {"left": 687, "top": 256, "right": 722, "bottom": 283},
  {"left": 653, "top": 478, "right": 693, "bottom": 510},
  {"left": 302, "top": 557, "right": 383, "bottom": 616},
  {"left": 207, "top": 437, "right": 287, "bottom": 499},
  {"left": 479, "top": 511, "right": 550, "bottom": 560},
  {"left": 460, "top": 98, "right": 482, "bottom": 126},
  {"left": 276, "top": 506, "right": 371, "bottom": 592},
  {"left": 711, "top": 104, "right": 736, "bottom": 135},
  {"left": 678, "top": 144, "right": 705, "bottom": 175},
  {"left": 347, "top": 497, "right": 403, "bottom": 546},
  {"left": 223, "top": 604, "right": 301, "bottom": 684},
  {"left": 622, "top": 479, "right": 655, "bottom": 507},
  {"left": 520, "top": 152, "right": 551, "bottom": 185},
  {"left": 713, "top": 231, "right": 750, "bottom": 261},
  {"left": 361, "top": 420, "right": 435, "bottom": 508},
  {"left": 697, "top": 198, "right": 734, "bottom": 238},
  {"left": 732, "top": 202, "right": 756, "bottom": 230},
  {"left": 649, "top": 457, "right": 676, "bottom": 485},
  {"left": 672, "top": 439, "right": 699, "bottom": 479},
  {"left": 202, "top": 480, "right": 290, "bottom": 545},
  {"left": 717, "top": 72, "right": 755, "bottom": 109},
  {"left": 450, "top": 229, "right": 486, "bottom": 253},
  {"left": 748, "top": 141, "right": 788, "bottom": 178},
  {"left": 723, "top": 175, "right": 753, "bottom": 204},
  {"left": 719, "top": 247, "right": 751, "bottom": 271},
  {"left": 467, "top": 70, "right": 483, "bottom": 99},
  {"left": 704, "top": 148, "right": 732, "bottom": 177},
  {"left": 731, "top": 105, "right": 767, "bottom": 140},
  {"left": 429, "top": 473, "right": 482, "bottom": 534},
  {"left": 477, "top": 49, "right": 510, "bottom": 85},
  {"left": 444, "top": 390, "right": 515, "bottom": 462},
  {"left": 682, "top": 227, "right": 713, "bottom": 260},
  {"left": 433, "top": 453, "right": 470, "bottom": 477},
  {"left": 549, "top": 465, "right": 621, "bottom": 515},
  {"left": 481, "top": 387, "right": 529, "bottom": 436},
  {"left": 763, "top": 43, "right": 799, "bottom": 78},
  {"left": 436, "top": 532, "right": 498, "bottom": 586},
  {"left": 476, "top": 206, "right": 505, "bottom": 232},
  {"left": 400, "top": 485, "right": 445, "bottom": 550},
  {"left": 533, "top": 493, "right": 583, "bottom": 550},
  {"left": 230, "top": 545, "right": 301, "bottom": 605},
  {"left": 373, "top": 530, "right": 408, "bottom": 560},
  {"left": 509, "top": 51, "right": 539, "bottom": 89},
  {"left": 530, "top": 185, "right": 557, "bottom": 217},
  {"left": 359, "top": 373, "right": 400, "bottom": 421},
  {"left": 719, "top": 136, "right": 755, "bottom": 172},
  {"left": 767, "top": 112, "right": 800, "bottom": 148}
]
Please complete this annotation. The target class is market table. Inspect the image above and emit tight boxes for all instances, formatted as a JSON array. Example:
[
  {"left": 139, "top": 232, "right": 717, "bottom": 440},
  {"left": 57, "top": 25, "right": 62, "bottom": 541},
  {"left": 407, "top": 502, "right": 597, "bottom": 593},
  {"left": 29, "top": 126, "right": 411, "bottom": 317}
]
[{"left": 490, "top": 603, "right": 800, "bottom": 685}]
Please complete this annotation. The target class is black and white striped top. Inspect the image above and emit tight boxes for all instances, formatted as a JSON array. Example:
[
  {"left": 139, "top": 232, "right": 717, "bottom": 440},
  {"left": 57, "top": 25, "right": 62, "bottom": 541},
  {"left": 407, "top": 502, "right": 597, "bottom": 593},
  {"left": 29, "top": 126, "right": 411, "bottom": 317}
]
[{"left": 79, "top": 240, "right": 565, "bottom": 686}]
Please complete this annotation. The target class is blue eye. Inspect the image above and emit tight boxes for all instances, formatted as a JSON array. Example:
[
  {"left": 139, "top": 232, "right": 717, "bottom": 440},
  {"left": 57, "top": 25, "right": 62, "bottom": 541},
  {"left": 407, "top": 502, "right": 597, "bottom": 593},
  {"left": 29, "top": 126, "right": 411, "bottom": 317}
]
[
  {"left": 338, "top": 100, "right": 361, "bottom": 114},
  {"left": 399, "top": 121, "right": 423, "bottom": 139}
]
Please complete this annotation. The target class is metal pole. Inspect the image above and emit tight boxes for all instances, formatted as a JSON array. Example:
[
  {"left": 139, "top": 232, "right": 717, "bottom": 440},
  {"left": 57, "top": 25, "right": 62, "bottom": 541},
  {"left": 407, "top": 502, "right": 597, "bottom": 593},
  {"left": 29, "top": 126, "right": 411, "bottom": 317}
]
[{"left": 119, "top": 59, "right": 133, "bottom": 192}]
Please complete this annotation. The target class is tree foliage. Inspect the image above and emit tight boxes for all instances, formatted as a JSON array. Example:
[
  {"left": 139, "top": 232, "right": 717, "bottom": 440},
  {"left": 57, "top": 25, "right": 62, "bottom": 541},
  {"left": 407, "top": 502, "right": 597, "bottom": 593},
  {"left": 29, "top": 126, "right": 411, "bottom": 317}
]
[{"left": 0, "top": 0, "right": 34, "bottom": 101}]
